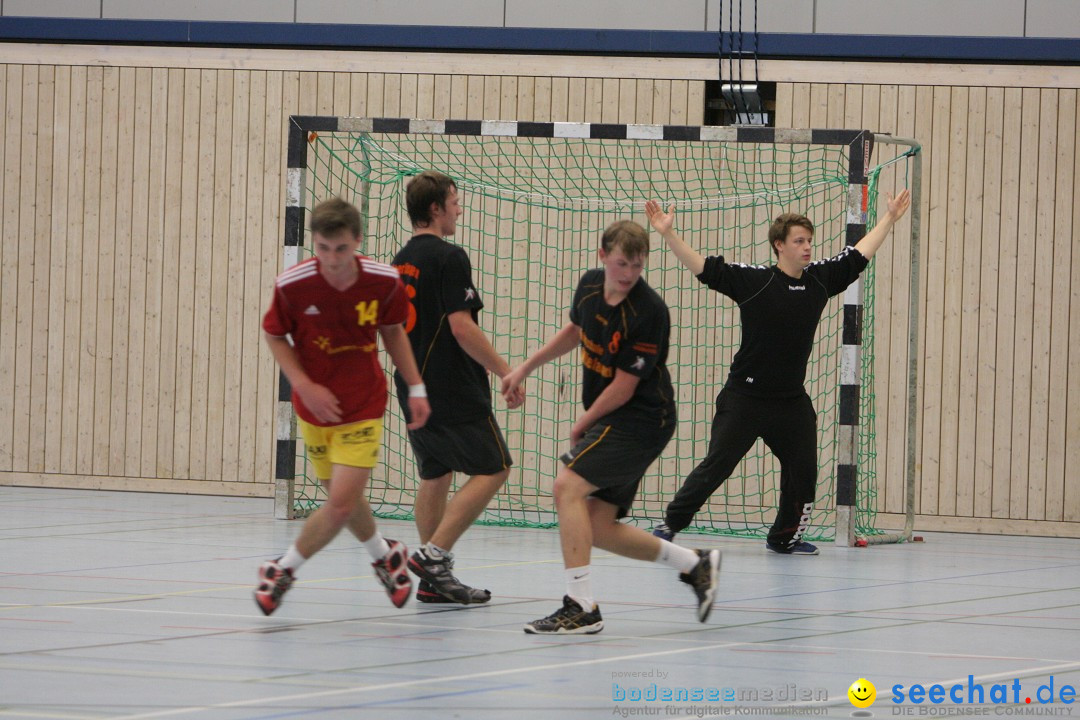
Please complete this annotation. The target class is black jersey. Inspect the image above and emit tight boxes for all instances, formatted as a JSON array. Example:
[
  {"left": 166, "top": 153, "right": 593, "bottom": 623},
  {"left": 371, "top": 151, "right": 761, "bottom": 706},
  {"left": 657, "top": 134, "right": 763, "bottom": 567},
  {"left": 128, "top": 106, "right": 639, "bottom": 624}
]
[
  {"left": 391, "top": 234, "right": 490, "bottom": 425},
  {"left": 568, "top": 269, "right": 676, "bottom": 433},
  {"left": 697, "top": 245, "right": 869, "bottom": 398}
]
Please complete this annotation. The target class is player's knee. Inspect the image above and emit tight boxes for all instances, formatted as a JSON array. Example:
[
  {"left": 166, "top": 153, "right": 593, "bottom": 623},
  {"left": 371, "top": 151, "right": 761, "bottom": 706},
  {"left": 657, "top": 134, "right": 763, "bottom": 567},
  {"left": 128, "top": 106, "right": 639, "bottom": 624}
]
[
  {"left": 552, "top": 471, "right": 588, "bottom": 505},
  {"left": 322, "top": 500, "right": 354, "bottom": 528}
]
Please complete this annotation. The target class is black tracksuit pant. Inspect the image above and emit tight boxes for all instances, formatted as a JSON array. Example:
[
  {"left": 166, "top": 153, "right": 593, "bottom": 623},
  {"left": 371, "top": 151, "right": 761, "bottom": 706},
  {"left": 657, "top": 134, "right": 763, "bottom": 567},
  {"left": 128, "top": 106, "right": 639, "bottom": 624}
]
[{"left": 664, "top": 388, "right": 818, "bottom": 548}]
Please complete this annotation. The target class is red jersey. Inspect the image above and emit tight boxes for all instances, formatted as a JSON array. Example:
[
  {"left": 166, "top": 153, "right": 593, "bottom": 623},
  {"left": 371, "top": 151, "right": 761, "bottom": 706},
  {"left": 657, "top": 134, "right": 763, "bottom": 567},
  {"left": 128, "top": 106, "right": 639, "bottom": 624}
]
[{"left": 263, "top": 255, "right": 409, "bottom": 426}]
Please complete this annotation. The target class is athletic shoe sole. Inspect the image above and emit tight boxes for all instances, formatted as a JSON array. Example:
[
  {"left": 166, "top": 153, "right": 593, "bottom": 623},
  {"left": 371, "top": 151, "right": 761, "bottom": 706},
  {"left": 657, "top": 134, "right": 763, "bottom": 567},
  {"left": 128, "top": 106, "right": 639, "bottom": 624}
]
[
  {"left": 523, "top": 620, "right": 604, "bottom": 635},
  {"left": 697, "top": 549, "right": 721, "bottom": 623}
]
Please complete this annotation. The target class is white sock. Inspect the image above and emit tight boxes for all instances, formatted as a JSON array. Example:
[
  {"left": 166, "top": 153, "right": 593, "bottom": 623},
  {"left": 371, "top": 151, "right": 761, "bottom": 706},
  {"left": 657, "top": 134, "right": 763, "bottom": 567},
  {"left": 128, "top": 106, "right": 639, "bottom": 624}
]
[
  {"left": 279, "top": 544, "right": 307, "bottom": 572},
  {"left": 362, "top": 531, "right": 391, "bottom": 560},
  {"left": 424, "top": 542, "right": 450, "bottom": 560},
  {"left": 655, "top": 539, "right": 699, "bottom": 574},
  {"left": 565, "top": 565, "right": 594, "bottom": 610}
]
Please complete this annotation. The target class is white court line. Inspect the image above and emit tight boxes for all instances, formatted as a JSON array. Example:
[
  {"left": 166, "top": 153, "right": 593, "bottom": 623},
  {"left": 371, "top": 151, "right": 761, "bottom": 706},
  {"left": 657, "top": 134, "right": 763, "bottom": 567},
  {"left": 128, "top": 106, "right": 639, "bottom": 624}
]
[
  {"left": 107, "top": 644, "right": 1080, "bottom": 720},
  {"left": 111, "top": 639, "right": 747, "bottom": 719}
]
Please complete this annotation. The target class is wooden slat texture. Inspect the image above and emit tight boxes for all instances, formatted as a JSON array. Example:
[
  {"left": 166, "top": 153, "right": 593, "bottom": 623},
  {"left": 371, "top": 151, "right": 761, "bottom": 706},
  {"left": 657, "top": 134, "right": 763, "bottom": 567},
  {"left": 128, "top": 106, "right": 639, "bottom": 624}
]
[
  {"left": 993, "top": 87, "right": 1023, "bottom": 519},
  {"left": 45, "top": 66, "right": 68, "bottom": 474},
  {"left": 1010, "top": 88, "right": 1041, "bottom": 520},
  {"left": 138, "top": 67, "right": 167, "bottom": 478},
  {"left": 188, "top": 68, "right": 216, "bottom": 481},
  {"left": 1, "top": 65, "right": 19, "bottom": 472},
  {"left": 123, "top": 67, "right": 150, "bottom": 477},
  {"left": 0, "top": 65, "right": 11, "bottom": 470},
  {"left": 956, "top": 86, "right": 984, "bottom": 518},
  {"left": 239, "top": 69, "right": 268, "bottom": 486},
  {"left": 2, "top": 44, "right": 1080, "bottom": 90},
  {"left": 881, "top": 83, "right": 908, "bottom": 516},
  {"left": 256, "top": 69, "right": 285, "bottom": 487},
  {"left": 0, "top": 50, "right": 1077, "bottom": 537},
  {"left": 938, "top": 86, "right": 967, "bottom": 518},
  {"left": 975, "top": 87, "right": 1005, "bottom": 519},
  {"left": 221, "top": 69, "right": 249, "bottom": 484},
  {"left": 204, "top": 69, "right": 231, "bottom": 483},
  {"left": 1067, "top": 90, "right": 1080, "bottom": 524},
  {"left": 920, "top": 85, "right": 949, "bottom": 516},
  {"left": 27, "top": 67, "right": 53, "bottom": 473},
  {"left": 90, "top": 66, "right": 115, "bottom": 477},
  {"left": 1027, "top": 88, "right": 1058, "bottom": 521},
  {"left": 1047, "top": 90, "right": 1076, "bottom": 522},
  {"left": 109, "top": 67, "right": 135, "bottom": 477},
  {"left": 172, "top": 69, "right": 200, "bottom": 481},
  {"left": 79, "top": 67, "right": 104, "bottom": 476}
]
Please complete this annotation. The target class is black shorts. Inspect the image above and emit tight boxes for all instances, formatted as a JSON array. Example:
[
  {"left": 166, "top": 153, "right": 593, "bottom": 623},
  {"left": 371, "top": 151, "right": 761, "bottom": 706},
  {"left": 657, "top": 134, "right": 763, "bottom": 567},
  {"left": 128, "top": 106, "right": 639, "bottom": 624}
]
[
  {"left": 559, "top": 423, "right": 675, "bottom": 518},
  {"left": 407, "top": 414, "right": 513, "bottom": 480}
]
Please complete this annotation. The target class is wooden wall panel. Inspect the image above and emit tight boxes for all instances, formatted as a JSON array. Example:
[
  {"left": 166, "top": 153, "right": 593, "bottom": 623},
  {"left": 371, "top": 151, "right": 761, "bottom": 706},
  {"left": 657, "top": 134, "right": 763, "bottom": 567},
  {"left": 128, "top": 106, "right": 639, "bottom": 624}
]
[
  {"left": 776, "top": 77, "right": 1079, "bottom": 536},
  {"left": 975, "top": 87, "right": 1005, "bottom": 519},
  {"left": 1, "top": 67, "right": 19, "bottom": 473},
  {"left": 994, "top": 88, "right": 1022, "bottom": 519},
  {"left": 1068, "top": 90, "right": 1080, "bottom": 524},
  {"left": 1047, "top": 90, "right": 1076, "bottom": 522},
  {"left": 0, "top": 45, "right": 1076, "bottom": 537},
  {"left": 45, "top": 66, "right": 69, "bottom": 476}
]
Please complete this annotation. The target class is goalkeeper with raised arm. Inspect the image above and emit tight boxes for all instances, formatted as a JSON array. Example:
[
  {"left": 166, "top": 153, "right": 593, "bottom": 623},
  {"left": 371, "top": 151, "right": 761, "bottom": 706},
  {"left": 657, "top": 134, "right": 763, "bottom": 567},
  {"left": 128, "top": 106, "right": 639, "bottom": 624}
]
[{"left": 645, "top": 189, "right": 910, "bottom": 555}]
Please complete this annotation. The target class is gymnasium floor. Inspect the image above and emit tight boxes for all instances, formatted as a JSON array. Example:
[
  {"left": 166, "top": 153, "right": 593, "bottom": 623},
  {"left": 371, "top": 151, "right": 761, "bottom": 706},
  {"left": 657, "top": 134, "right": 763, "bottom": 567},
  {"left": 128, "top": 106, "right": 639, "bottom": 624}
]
[{"left": 2, "top": 486, "right": 1079, "bottom": 719}]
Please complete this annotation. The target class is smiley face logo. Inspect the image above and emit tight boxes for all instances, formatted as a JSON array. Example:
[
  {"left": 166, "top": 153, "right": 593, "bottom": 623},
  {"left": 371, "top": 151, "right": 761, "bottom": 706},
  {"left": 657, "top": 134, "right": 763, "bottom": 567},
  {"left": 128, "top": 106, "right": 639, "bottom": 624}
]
[{"left": 848, "top": 678, "right": 876, "bottom": 708}]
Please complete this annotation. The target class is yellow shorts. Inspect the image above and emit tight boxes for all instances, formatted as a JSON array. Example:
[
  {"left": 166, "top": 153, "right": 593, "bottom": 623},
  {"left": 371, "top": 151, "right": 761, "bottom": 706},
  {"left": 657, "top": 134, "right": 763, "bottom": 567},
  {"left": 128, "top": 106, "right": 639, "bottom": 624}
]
[{"left": 298, "top": 417, "right": 383, "bottom": 479}]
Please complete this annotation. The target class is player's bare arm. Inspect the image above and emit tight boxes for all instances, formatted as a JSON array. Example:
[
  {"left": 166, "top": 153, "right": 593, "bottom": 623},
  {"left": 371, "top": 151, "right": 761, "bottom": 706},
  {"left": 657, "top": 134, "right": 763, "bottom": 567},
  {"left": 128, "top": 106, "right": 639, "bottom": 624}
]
[
  {"left": 569, "top": 369, "right": 641, "bottom": 444},
  {"left": 853, "top": 188, "right": 911, "bottom": 260},
  {"left": 379, "top": 323, "right": 431, "bottom": 429},
  {"left": 447, "top": 310, "right": 525, "bottom": 408},
  {"left": 501, "top": 321, "right": 580, "bottom": 404}
]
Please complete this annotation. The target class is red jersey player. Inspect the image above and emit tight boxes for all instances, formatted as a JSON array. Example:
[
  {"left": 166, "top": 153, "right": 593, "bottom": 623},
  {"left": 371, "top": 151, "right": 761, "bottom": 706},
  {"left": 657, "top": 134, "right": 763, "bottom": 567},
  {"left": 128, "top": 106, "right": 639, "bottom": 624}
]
[{"left": 255, "top": 197, "right": 430, "bottom": 615}]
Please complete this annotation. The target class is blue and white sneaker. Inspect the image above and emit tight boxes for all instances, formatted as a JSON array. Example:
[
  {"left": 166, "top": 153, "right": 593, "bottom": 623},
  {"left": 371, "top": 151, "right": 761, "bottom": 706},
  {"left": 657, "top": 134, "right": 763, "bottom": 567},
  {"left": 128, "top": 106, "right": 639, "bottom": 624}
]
[
  {"left": 652, "top": 523, "right": 675, "bottom": 542},
  {"left": 766, "top": 540, "right": 819, "bottom": 555}
]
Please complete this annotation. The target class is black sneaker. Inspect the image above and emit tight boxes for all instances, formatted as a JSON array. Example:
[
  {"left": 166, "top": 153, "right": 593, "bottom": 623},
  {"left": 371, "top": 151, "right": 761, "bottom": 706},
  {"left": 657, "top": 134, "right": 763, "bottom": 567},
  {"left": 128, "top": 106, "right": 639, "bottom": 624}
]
[
  {"left": 766, "top": 540, "right": 820, "bottom": 555},
  {"left": 523, "top": 595, "right": 604, "bottom": 635},
  {"left": 652, "top": 523, "right": 675, "bottom": 542},
  {"left": 679, "top": 548, "right": 721, "bottom": 623},
  {"left": 407, "top": 547, "right": 492, "bottom": 605},
  {"left": 416, "top": 579, "right": 453, "bottom": 604}
]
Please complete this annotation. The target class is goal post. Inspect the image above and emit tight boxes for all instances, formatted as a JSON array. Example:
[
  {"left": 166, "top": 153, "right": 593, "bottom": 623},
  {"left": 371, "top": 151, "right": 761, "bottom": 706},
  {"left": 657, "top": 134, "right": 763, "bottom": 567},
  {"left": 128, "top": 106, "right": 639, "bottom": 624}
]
[{"left": 275, "top": 115, "right": 920, "bottom": 546}]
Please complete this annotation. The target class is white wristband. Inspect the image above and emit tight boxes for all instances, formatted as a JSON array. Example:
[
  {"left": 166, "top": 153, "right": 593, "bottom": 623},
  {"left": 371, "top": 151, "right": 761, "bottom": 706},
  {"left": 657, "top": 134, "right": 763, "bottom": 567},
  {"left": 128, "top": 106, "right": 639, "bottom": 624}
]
[{"left": 409, "top": 383, "right": 427, "bottom": 398}]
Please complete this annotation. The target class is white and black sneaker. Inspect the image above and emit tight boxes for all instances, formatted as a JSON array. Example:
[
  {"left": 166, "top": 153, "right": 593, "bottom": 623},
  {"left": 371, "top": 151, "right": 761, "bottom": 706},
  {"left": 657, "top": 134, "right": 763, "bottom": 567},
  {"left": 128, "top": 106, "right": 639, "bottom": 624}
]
[
  {"left": 680, "top": 548, "right": 721, "bottom": 622},
  {"left": 524, "top": 595, "right": 604, "bottom": 635}
]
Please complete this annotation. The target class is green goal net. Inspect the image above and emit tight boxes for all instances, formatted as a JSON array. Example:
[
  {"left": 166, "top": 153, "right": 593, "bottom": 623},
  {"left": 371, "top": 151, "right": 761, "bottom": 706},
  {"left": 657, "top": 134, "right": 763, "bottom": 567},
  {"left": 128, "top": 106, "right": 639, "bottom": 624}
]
[{"left": 282, "top": 118, "right": 885, "bottom": 541}]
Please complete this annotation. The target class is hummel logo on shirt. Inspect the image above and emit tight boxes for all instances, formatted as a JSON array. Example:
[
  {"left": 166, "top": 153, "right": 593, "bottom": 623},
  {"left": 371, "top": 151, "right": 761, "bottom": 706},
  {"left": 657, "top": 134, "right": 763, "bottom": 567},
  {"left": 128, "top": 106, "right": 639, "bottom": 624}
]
[
  {"left": 789, "top": 285, "right": 806, "bottom": 291},
  {"left": 746, "top": 377, "right": 754, "bottom": 383},
  {"left": 631, "top": 356, "right": 645, "bottom": 370},
  {"left": 304, "top": 305, "right": 321, "bottom": 315},
  {"left": 464, "top": 287, "right": 476, "bottom": 301}
]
